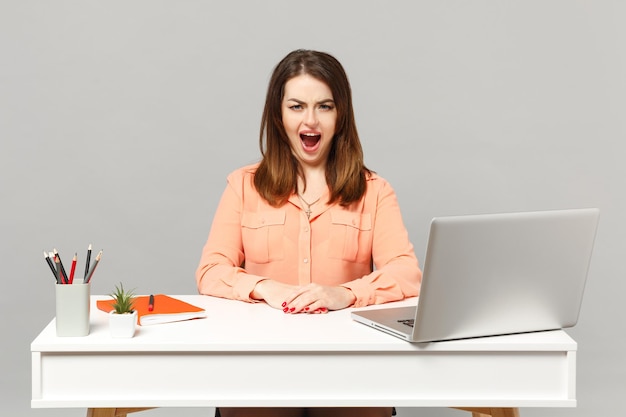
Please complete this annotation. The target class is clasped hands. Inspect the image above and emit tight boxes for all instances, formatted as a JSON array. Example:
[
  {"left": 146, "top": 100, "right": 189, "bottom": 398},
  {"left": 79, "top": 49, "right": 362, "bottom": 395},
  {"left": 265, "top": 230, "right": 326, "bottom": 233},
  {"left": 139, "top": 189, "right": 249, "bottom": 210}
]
[{"left": 252, "top": 279, "right": 357, "bottom": 314}]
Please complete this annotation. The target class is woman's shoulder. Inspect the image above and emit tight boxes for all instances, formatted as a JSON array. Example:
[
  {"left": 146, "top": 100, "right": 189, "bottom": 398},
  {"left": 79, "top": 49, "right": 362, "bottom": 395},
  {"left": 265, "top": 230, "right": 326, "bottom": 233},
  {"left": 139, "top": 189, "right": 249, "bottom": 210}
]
[
  {"left": 365, "top": 170, "right": 390, "bottom": 188},
  {"left": 226, "top": 163, "right": 260, "bottom": 183},
  {"left": 362, "top": 170, "right": 398, "bottom": 201}
]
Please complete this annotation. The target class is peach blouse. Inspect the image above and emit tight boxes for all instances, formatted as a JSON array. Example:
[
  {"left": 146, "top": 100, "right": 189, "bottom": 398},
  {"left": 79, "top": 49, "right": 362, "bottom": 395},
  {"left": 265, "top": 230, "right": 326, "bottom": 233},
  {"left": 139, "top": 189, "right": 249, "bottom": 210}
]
[{"left": 196, "top": 164, "right": 421, "bottom": 308}]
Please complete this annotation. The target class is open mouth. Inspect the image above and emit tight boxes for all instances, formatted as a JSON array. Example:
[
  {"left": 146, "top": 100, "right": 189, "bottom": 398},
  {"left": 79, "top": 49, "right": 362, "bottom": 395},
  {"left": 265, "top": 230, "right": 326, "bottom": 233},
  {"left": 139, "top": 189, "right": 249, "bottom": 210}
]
[{"left": 300, "top": 133, "right": 321, "bottom": 150}]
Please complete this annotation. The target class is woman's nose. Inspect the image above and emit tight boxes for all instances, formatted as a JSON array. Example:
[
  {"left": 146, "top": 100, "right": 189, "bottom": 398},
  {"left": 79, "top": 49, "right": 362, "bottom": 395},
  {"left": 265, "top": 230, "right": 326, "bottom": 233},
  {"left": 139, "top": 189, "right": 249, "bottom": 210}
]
[{"left": 304, "top": 109, "right": 318, "bottom": 126}]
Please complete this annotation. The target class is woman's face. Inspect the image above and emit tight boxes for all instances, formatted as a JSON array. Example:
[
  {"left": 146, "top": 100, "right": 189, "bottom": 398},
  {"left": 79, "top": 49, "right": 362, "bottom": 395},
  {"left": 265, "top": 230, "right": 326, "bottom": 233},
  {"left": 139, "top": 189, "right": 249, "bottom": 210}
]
[{"left": 281, "top": 74, "right": 337, "bottom": 169}]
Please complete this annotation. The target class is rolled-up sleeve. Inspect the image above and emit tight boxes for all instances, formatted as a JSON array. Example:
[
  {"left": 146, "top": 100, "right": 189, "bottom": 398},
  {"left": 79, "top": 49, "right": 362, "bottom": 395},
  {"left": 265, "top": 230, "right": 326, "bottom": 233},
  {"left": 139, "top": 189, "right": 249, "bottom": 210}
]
[
  {"left": 340, "top": 178, "right": 422, "bottom": 307},
  {"left": 195, "top": 169, "right": 268, "bottom": 302}
]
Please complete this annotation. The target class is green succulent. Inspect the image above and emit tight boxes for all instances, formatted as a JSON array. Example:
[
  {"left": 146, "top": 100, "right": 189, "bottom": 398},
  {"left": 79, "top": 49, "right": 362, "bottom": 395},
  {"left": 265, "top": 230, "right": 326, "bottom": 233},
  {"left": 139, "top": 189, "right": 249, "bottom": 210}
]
[{"left": 108, "top": 283, "right": 136, "bottom": 314}]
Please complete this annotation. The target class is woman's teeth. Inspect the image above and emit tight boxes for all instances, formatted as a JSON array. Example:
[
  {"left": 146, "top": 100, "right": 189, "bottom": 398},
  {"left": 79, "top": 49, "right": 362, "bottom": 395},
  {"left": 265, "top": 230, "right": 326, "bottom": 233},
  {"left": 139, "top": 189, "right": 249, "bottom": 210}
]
[{"left": 300, "top": 133, "right": 321, "bottom": 147}]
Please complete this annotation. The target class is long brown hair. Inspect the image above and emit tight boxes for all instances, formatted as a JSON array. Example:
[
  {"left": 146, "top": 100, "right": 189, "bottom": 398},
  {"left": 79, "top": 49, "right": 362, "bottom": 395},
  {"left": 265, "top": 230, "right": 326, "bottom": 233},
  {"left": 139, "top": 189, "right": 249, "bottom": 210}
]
[{"left": 254, "top": 49, "right": 371, "bottom": 207}]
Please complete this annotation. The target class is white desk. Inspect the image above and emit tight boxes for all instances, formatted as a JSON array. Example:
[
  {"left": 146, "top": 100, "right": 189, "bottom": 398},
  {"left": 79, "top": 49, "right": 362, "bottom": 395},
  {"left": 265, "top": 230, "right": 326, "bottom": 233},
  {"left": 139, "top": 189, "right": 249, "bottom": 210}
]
[{"left": 31, "top": 296, "right": 576, "bottom": 417}]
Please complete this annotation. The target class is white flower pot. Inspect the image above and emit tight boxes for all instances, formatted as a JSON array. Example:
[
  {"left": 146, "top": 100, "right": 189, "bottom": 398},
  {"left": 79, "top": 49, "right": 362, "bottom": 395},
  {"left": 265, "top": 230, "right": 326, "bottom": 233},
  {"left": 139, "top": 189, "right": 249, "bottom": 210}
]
[{"left": 109, "top": 310, "right": 137, "bottom": 338}]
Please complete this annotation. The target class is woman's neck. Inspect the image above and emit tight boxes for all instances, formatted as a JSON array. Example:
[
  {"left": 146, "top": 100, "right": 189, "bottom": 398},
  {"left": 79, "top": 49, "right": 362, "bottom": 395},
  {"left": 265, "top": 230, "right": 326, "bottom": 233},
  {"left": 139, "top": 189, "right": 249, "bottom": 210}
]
[{"left": 298, "top": 165, "right": 327, "bottom": 201}]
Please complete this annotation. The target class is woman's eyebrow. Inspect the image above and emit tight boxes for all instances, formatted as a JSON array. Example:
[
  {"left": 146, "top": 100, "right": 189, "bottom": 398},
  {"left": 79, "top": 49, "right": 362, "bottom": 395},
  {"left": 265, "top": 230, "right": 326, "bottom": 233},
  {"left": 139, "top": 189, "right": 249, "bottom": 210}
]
[{"left": 285, "top": 98, "right": 335, "bottom": 104}]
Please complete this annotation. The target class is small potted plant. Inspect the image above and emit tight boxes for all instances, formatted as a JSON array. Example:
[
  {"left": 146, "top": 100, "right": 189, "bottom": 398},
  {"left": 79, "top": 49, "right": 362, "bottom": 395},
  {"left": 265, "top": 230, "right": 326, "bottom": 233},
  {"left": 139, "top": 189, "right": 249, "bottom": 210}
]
[{"left": 107, "top": 283, "right": 137, "bottom": 338}]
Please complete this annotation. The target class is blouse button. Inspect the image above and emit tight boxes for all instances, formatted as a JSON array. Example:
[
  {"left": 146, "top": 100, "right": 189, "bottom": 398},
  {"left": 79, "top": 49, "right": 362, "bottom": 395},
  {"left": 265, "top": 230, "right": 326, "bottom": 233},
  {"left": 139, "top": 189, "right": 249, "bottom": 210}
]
[{"left": 303, "top": 258, "right": 309, "bottom": 263}]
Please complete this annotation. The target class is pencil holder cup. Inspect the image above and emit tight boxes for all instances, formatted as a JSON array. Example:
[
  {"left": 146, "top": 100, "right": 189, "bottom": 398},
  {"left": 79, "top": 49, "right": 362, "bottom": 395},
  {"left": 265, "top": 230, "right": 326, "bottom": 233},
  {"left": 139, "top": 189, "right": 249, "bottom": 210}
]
[{"left": 55, "top": 283, "right": 90, "bottom": 337}]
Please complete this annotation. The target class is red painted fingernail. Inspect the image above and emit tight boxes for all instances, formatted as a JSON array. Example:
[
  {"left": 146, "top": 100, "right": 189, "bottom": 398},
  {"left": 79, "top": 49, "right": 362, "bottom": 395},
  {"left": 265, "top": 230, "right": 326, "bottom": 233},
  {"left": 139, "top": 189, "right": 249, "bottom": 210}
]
[
  {"left": 304, "top": 307, "right": 310, "bottom": 311},
  {"left": 281, "top": 302, "right": 287, "bottom": 307},
  {"left": 290, "top": 307, "right": 295, "bottom": 312},
  {"left": 283, "top": 307, "right": 289, "bottom": 313}
]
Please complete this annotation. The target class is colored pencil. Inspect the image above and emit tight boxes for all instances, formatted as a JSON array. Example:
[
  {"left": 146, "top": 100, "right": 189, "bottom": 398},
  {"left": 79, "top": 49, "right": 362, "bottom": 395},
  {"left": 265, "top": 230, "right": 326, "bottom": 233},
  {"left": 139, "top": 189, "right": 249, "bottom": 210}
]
[
  {"left": 54, "top": 255, "right": 62, "bottom": 284},
  {"left": 44, "top": 251, "right": 58, "bottom": 283},
  {"left": 84, "top": 244, "right": 92, "bottom": 280},
  {"left": 69, "top": 253, "right": 77, "bottom": 284},
  {"left": 53, "top": 249, "right": 68, "bottom": 284},
  {"left": 84, "top": 250, "right": 102, "bottom": 283}
]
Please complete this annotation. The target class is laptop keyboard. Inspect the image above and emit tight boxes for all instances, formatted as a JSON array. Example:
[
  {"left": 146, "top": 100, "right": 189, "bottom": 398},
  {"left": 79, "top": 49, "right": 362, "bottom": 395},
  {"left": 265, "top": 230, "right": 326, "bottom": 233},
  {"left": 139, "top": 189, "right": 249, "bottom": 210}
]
[{"left": 397, "top": 319, "right": 414, "bottom": 328}]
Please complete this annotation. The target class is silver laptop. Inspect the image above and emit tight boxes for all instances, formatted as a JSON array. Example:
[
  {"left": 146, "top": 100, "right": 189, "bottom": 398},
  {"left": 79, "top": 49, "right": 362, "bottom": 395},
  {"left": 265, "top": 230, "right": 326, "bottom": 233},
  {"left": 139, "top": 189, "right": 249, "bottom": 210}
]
[{"left": 351, "top": 208, "right": 599, "bottom": 342}]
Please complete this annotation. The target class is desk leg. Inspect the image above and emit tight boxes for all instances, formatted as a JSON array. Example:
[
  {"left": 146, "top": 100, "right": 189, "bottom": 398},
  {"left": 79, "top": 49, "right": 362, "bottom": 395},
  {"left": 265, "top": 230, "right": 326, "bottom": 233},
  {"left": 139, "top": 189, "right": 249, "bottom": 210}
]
[
  {"left": 453, "top": 407, "right": 520, "bottom": 417},
  {"left": 86, "top": 408, "right": 155, "bottom": 417}
]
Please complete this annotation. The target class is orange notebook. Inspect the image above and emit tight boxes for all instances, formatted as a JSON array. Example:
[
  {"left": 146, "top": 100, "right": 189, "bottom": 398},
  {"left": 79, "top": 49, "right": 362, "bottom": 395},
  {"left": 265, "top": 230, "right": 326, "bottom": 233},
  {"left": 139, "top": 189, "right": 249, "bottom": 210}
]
[{"left": 97, "top": 294, "right": 207, "bottom": 326}]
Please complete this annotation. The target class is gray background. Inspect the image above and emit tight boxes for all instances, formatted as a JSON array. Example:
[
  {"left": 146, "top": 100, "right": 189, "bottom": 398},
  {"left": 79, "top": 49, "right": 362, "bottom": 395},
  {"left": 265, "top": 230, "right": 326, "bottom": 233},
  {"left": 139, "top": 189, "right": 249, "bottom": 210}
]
[{"left": 1, "top": 1, "right": 623, "bottom": 416}]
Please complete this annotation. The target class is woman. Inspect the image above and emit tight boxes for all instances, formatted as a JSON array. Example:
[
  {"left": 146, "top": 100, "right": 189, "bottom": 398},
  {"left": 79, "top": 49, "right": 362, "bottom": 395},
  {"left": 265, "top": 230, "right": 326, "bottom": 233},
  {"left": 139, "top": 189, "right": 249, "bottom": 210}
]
[{"left": 196, "top": 49, "right": 421, "bottom": 417}]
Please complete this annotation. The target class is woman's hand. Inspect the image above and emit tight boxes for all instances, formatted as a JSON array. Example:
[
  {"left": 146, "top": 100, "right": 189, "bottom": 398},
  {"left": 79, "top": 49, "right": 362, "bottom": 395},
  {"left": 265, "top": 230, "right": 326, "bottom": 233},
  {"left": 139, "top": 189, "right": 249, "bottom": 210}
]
[
  {"left": 251, "top": 280, "right": 300, "bottom": 310},
  {"left": 283, "top": 283, "right": 356, "bottom": 314},
  {"left": 252, "top": 280, "right": 356, "bottom": 314}
]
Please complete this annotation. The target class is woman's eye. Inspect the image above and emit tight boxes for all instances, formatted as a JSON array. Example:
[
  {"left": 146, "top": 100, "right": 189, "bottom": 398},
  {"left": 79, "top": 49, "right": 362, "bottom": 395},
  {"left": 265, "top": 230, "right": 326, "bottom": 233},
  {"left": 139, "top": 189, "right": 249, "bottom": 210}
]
[
  {"left": 289, "top": 105, "right": 303, "bottom": 110},
  {"left": 319, "top": 104, "right": 334, "bottom": 111}
]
